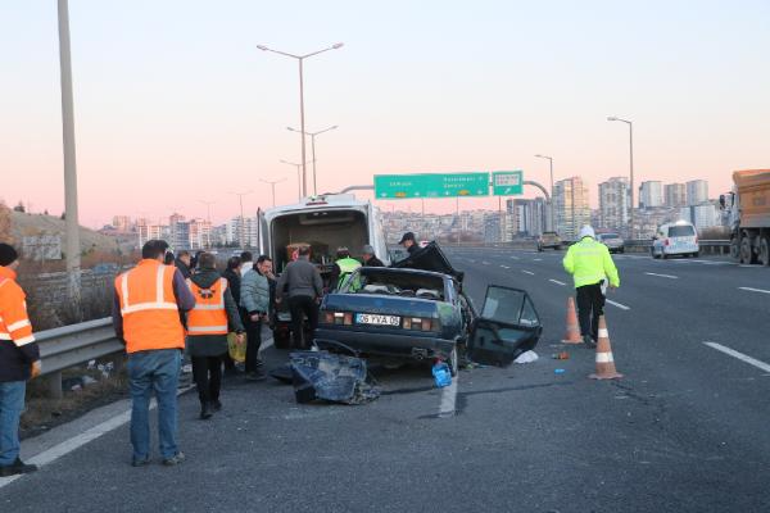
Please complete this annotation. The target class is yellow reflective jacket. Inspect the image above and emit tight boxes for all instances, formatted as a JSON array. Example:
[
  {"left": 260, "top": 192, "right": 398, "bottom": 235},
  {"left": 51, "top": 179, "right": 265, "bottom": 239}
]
[{"left": 562, "top": 237, "right": 620, "bottom": 289}]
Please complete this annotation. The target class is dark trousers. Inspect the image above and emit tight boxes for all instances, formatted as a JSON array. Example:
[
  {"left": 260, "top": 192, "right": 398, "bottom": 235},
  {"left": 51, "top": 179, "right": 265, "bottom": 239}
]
[
  {"left": 576, "top": 283, "right": 605, "bottom": 341},
  {"left": 221, "top": 350, "right": 236, "bottom": 371},
  {"left": 289, "top": 295, "right": 319, "bottom": 349},
  {"left": 244, "top": 316, "right": 263, "bottom": 374},
  {"left": 191, "top": 356, "right": 222, "bottom": 405}
]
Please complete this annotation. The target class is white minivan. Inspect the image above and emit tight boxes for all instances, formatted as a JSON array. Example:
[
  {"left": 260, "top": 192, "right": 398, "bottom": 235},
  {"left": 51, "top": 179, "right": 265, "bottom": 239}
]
[{"left": 651, "top": 221, "right": 700, "bottom": 259}]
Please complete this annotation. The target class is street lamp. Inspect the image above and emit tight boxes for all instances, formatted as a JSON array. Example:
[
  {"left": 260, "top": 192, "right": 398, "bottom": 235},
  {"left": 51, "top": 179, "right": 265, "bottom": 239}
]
[
  {"left": 280, "top": 159, "right": 314, "bottom": 201},
  {"left": 259, "top": 178, "right": 286, "bottom": 208},
  {"left": 287, "top": 125, "right": 338, "bottom": 195},
  {"left": 228, "top": 191, "right": 252, "bottom": 248},
  {"left": 198, "top": 199, "right": 215, "bottom": 248},
  {"left": 607, "top": 116, "right": 635, "bottom": 238},
  {"left": 534, "top": 154, "right": 555, "bottom": 232},
  {"left": 257, "top": 43, "right": 344, "bottom": 197}
]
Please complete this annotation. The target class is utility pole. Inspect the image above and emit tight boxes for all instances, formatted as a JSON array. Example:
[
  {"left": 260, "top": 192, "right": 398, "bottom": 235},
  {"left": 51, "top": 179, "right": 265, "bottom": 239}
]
[
  {"left": 257, "top": 43, "right": 344, "bottom": 197},
  {"left": 57, "top": 0, "right": 81, "bottom": 307},
  {"left": 198, "top": 200, "right": 215, "bottom": 249},
  {"left": 260, "top": 178, "right": 286, "bottom": 208}
]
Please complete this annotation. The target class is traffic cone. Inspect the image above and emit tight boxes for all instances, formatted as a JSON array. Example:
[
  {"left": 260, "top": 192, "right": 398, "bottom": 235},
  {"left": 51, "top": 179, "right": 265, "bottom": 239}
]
[
  {"left": 562, "top": 297, "right": 582, "bottom": 344},
  {"left": 589, "top": 316, "right": 623, "bottom": 380}
]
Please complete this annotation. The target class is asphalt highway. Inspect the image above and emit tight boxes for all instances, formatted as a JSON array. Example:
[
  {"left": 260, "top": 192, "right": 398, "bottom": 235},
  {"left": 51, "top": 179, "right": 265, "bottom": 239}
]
[{"left": 1, "top": 248, "right": 768, "bottom": 512}]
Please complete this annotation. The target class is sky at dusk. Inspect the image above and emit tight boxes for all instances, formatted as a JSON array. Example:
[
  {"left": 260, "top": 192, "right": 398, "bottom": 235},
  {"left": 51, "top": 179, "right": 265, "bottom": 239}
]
[{"left": 2, "top": 1, "right": 769, "bottom": 227}]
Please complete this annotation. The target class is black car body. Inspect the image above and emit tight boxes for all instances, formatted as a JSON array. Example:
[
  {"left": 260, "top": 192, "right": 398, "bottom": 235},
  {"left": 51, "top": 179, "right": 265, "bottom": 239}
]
[
  {"left": 316, "top": 267, "right": 469, "bottom": 373},
  {"left": 316, "top": 251, "right": 543, "bottom": 373}
]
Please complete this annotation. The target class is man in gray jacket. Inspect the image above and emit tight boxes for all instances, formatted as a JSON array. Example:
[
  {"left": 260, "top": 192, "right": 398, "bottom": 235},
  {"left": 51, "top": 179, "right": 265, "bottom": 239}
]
[
  {"left": 240, "top": 256, "right": 271, "bottom": 380},
  {"left": 276, "top": 246, "right": 323, "bottom": 349}
]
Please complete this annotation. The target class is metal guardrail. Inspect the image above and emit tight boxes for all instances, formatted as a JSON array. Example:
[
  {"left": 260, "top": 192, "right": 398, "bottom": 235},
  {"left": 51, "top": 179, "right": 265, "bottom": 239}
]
[{"left": 35, "top": 317, "right": 123, "bottom": 398}]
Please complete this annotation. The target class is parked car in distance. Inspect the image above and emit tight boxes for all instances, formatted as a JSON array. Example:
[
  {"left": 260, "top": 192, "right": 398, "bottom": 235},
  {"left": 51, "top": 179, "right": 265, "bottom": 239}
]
[
  {"left": 651, "top": 221, "right": 700, "bottom": 259},
  {"left": 537, "top": 232, "right": 562, "bottom": 251},
  {"left": 597, "top": 232, "right": 625, "bottom": 253},
  {"left": 315, "top": 267, "right": 542, "bottom": 375}
]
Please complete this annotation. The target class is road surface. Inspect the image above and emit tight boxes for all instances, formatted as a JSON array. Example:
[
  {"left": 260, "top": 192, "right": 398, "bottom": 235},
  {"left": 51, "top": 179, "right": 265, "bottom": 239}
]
[{"left": 1, "top": 248, "right": 768, "bottom": 512}]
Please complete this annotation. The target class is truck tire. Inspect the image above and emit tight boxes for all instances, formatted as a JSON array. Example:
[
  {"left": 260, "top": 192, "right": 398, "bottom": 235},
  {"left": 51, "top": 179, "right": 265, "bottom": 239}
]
[
  {"left": 760, "top": 235, "right": 770, "bottom": 267},
  {"left": 448, "top": 345, "right": 460, "bottom": 377},
  {"left": 730, "top": 237, "right": 741, "bottom": 260},
  {"left": 740, "top": 237, "right": 757, "bottom": 265}
]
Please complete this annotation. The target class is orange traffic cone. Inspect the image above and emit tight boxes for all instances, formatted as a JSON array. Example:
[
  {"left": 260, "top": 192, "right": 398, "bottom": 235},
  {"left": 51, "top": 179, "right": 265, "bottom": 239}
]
[
  {"left": 589, "top": 316, "right": 623, "bottom": 380},
  {"left": 562, "top": 297, "right": 582, "bottom": 344}
]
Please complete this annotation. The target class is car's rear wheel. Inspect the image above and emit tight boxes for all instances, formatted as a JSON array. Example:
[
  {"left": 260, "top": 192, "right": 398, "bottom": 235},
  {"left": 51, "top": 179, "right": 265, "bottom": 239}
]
[{"left": 760, "top": 235, "right": 770, "bottom": 267}]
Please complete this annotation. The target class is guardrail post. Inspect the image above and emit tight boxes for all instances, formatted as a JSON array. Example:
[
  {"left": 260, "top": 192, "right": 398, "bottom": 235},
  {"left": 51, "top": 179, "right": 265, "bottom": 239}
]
[{"left": 47, "top": 371, "right": 63, "bottom": 399}]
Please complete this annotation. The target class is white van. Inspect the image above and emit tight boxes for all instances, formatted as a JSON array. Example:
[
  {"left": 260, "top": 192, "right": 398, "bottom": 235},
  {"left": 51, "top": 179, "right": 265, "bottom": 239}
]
[
  {"left": 651, "top": 221, "right": 699, "bottom": 259},
  {"left": 259, "top": 194, "right": 389, "bottom": 272},
  {"left": 258, "top": 194, "right": 390, "bottom": 347}
]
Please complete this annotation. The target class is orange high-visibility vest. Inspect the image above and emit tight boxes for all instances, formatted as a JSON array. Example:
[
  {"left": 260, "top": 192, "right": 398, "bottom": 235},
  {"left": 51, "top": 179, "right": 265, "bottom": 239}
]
[
  {"left": 115, "top": 260, "right": 185, "bottom": 353},
  {"left": 186, "top": 278, "right": 228, "bottom": 336},
  {"left": 0, "top": 267, "right": 35, "bottom": 348}
]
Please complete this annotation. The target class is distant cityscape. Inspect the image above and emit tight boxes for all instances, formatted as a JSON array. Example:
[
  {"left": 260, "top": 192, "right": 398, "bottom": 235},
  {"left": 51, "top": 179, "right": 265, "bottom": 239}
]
[{"left": 96, "top": 177, "right": 726, "bottom": 250}]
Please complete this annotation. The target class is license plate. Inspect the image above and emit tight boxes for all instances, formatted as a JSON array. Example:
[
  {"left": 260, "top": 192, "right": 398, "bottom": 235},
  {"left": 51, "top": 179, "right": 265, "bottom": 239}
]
[{"left": 355, "top": 313, "right": 401, "bottom": 326}]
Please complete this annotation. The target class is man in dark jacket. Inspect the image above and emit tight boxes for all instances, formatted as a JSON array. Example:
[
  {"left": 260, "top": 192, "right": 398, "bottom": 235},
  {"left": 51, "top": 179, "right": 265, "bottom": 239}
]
[
  {"left": 361, "top": 245, "right": 384, "bottom": 267},
  {"left": 175, "top": 250, "right": 192, "bottom": 279},
  {"left": 240, "top": 256, "right": 271, "bottom": 381},
  {"left": 276, "top": 246, "right": 323, "bottom": 349},
  {"left": 399, "top": 232, "right": 419, "bottom": 255},
  {"left": 0, "top": 244, "right": 41, "bottom": 477},
  {"left": 186, "top": 253, "right": 244, "bottom": 419}
]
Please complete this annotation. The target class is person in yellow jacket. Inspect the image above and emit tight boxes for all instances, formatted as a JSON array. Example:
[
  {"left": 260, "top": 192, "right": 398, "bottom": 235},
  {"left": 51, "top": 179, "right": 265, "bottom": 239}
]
[{"left": 563, "top": 226, "right": 620, "bottom": 346}]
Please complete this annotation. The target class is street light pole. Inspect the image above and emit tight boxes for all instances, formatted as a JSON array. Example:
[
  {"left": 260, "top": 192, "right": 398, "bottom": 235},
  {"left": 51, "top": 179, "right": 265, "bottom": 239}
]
[
  {"left": 257, "top": 43, "right": 344, "bottom": 197},
  {"left": 287, "top": 125, "right": 338, "bottom": 195},
  {"left": 229, "top": 191, "right": 252, "bottom": 248},
  {"left": 535, "top": 154, "right": 555, "bottom": 232},
  {"left": 281, "top": 159, "right": 312, "bottom": 201},
  {"left": 198, "top": 200, "right": 215, "bottom": 249},
  {"left": 57, "top": 0, "right": 81, "bottom": 306},
  {"left": 607, "top": 117, "right": 635, "bottom": 238},
  {"left": 260, "top": 178, "right": 286, "bottom": 208}
]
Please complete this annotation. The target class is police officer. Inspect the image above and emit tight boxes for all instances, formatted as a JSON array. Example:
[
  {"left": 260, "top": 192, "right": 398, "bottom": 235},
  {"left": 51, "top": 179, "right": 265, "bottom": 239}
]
[
  {"left": 329, "top": 247, "right": 362, "bottom": 291},
  {"left": 562, "top": 226, "right": 620, "bottom": 346}
]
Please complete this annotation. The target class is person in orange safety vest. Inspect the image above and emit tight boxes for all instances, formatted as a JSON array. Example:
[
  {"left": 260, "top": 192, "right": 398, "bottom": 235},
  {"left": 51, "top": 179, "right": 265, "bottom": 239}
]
[
  {"left": 112, "top": 239, "right": 195, "bottom": 467},
  {"left": 0, "top": 243, "right": 41, "bottom": 477}
]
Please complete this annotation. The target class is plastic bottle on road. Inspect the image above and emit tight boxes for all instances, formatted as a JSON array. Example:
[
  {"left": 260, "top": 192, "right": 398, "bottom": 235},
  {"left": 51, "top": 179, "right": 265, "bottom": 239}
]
[{"left": 432, "top": 361, "right": 452, "bottom": 388}]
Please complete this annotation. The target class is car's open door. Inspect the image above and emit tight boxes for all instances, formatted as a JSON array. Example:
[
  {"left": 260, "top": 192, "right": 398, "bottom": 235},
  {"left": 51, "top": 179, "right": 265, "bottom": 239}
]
[{"left": 467, "top": 285, "right": 542, "bottom": 366}]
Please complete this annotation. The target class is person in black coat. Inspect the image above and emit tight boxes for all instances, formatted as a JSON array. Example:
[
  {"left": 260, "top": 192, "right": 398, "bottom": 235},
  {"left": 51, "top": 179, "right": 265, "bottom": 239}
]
[
  {"left": 361, "top": 245, "right": 384, "bottom": 267},
  {"left": 220, "top": 256, "right": 242, "bottom": 375}
]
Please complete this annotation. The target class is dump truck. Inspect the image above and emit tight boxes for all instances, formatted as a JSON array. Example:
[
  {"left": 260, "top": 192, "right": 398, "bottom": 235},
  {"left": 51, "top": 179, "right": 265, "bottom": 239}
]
[{"left": 721, "top": 169, "right": 770, "bottom": 265}]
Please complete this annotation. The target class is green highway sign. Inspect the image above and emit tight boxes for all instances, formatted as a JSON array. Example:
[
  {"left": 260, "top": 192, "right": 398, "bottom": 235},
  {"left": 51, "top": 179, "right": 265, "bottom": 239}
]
[
  {"left": 492, "top": 170, "right": 523, "bottom": 196},
  {"left": 374, "top": 172, "right": 490, "bottom": 199}
]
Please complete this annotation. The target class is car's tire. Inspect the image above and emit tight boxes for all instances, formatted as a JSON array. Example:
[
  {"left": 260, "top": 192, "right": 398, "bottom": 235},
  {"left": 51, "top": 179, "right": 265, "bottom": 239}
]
[
  {"left": 730, "top": 237, "right": 741, "bottom": 261},
  {"left": 760, "top": 235, "right": 770, "bottom": 267},
  {"left": 272, "top": 328, "right": 291, "bottom": 349},
  {"left": 694, "top": 251, "right": 700, "bottom": 258}
]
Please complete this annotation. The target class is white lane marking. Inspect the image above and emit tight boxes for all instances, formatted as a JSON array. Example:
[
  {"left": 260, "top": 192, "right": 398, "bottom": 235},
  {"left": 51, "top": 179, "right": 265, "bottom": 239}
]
[
  {"left": 739, "top": 286, "right": 770, "bottom": 295},
  {"left": 510, "top": 256, "right": 520, "bottom": 260},
  {"left": 548, "top": 279, "right": 566, "bottom": 286},
  {"left": 482, "top": 261, "right": 491, "bottom": 265},
  {"left": 739, "top": 264, "right": 758, "bottom": 268},
  {"left": 704, "top": 342, "right": 770, "bottom": 374},
  {"left": 468, "top": 259, "right": 477, "bottom": 264},
  {"left": 438, "top": 373, "right": 459, "bottom": 418},
  {"left": 645, "top": 272, "right": 678, "bottom": 279},
  {"left": 605, "top": 299, "right": 631, "bottom": 311},
  {"left": 701, "top": 261, "right": 731, "bottom": 265},
  {"left": 500, "top": 265, "right": 510, "bottom": 269},
  {"left": 521, "top": 270, "right": 535, "bottom": 275},
  {"left": 533, "top": 258, "right": 543, "bottom": 262}
]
